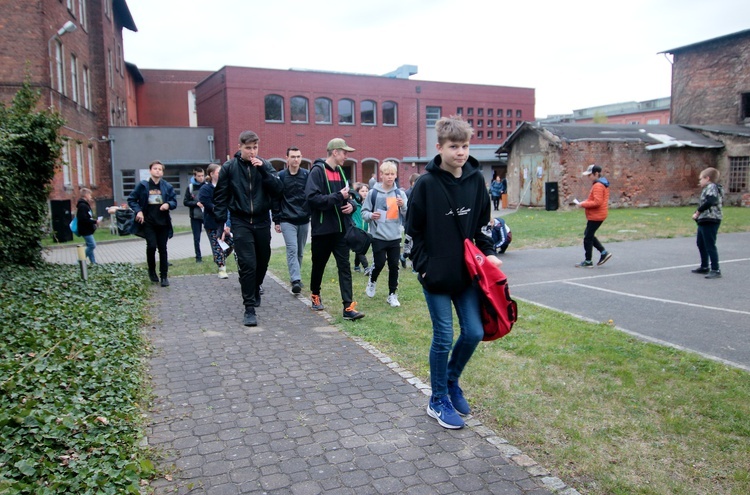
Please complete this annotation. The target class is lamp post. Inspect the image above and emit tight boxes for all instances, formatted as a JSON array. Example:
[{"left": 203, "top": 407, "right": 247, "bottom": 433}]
[{"left": 48, "top": 21, "right": 77, "bottom": 106}]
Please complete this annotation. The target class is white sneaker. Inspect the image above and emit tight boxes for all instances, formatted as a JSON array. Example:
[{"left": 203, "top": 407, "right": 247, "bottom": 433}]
[
  {"left": 366, "top": 277, "right": 376, "bottom": 298},
  {"left": 387, "top": 293, "right": 400, "bottom": 307},
  {"left": 218, "top": 266, "right": 228, "bottom": 279}
]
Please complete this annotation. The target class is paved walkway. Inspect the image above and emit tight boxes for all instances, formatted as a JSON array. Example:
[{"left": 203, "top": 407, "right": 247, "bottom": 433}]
[{"left": 45, "top": 216, "right": 567, "bottom": 494}]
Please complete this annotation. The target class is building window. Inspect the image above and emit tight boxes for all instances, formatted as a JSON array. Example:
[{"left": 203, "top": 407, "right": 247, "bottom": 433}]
[
  {"left": 477, "top": 119, "right": 483, "bottom": 127},
  {"left": 338, "top": 99, "right": 354, "bottom": 124},
  {"left": 487, "top": 131, "right": 493, "bottom": 139},
  {"left": 67, "top": 0, "right": 76, "bottom": 15},
  {"left": 62, "top": 141, "right": 71, "bottom": 186},
  {"left": 488, "top": 109, "right": 493, "bottom": 117},
  {"left": 70, "top": 55, "right": 78, "bottom": 103},
  {"left": 467, "top": 108, "right": 474, "bottom": 116},
  {"left": 467, "top": 119, "right": 473, "bottom": 127},
  {"left": 477, "top": 131, "right": 483, "bottom": 139},
  {"left": 107, "top": 49, "right": 113, "bottom": 88},
  {"left": 109, "top": 102, "right": 115, "bottom": 126},
  {"left": 315, "top": 97, "right": 332, "bottom": 124},
  {"left": 426, "top": 106, "right": 441, "bottom": 127},
  {"left": 506, "top": 121, "right": 512, "bottom": 128},
  {"left": 104, "top": 0, "right": 111, "bottom": 19},
  {"left": 79, "top": 0, "right": 87, "bottom": 30},
  {"left": 264, "top": 94, "right": 283, "bottom": 122},
  {"left": 88, "top": 145, "right": 96, "bottom": 186},
  {"left": 54, "top": 40, "right": 64, "bottom": 93},
  {"left": 487, "top": 120, "right": 493, "bottom": 128},
  {"left": 82, "top": 66, "right": 90, "bottom": 109},
  {"left": 383, "top": 101, "right": 397, "bottom": 126},
  {"left": 456, "top": 107, "right": 463, "bottom": 115},
  {"left": 497, "top": 131, "right": 503, "bottom": 139},
  {"left": 478, "top": 108, "right": 483, "bottom": 116},
  {"left": 76, "top": 143, "right": 84, "bottom": 185},
  {"left": 516, "top": 120, "right": 522, "bottom": 127},
  {"left": 497, "top": 120, "right": 502, "bottom": 127},
  {"left": 361, "top": 100, "right": 376, "bottom": 125},
  {"left": 497, "top": 109, "right": 502, "bottom": 117},
  {"left": 647, "top": 119, "right": 660, "bottom": 125},
  {"left": 291, "top": 96, "right": 309, "bottom": 123},
  {"left": 516, "top": 110, "right": 522, "bottom": 118},
  {"left": 741, "top": 93, "right": 750, "bottom": 122},
  {"left": 506, "top": 109, "right": 512, "bottom": 118},
  {"left": 728, "top": 156, "right": 749, "bottom": 193}
]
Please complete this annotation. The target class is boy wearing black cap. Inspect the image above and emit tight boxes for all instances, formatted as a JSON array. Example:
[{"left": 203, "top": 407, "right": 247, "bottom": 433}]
[{"left": 305, "top": 138, "right": 365, "bottom": 321}]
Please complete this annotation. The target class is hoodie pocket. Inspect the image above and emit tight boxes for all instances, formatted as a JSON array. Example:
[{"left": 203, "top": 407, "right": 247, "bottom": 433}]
[{"left": 420, "top": 254, "right": 463, "bottom": 293}]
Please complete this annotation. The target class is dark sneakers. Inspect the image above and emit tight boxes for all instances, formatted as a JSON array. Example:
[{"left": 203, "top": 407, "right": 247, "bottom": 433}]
[
  {"left": 291, "top": 280, "right": 302, "bottom": 294},
  {"left": 427, "top": 395, "right": 465, "bottom": 429},
  {"left": 243, "top": 308, "right": 257, "bottom": 326},
  {"left": 311, "top": 294, "right": 325, "bottom": 311},
  {"left": 705, "top": 270, "right": 722, "bottom": 279},
  {"left": 447, "top": 381, "right": 470, "bottom": 416},
  {"left": 691, "top": 266, "right": 710, "bottom": 274},
  {"left": 160, "top": 277, "right": 170, "bottom": 287},
  {"left": 575, "top": 260, "right": 594, "bottom": 268},
  {"left": 597, "top": 251, "right": 613, "bottom": 266},
  {"left": 148, "top": 270, "right": 159, "bottom": 283},
  {"left": 343, "top": 302, "right": 365, "bottom": 320}
]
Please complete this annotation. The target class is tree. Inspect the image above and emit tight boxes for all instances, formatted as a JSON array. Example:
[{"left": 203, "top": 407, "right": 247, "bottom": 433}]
[{"left": 0, "top": 83, "right": 65, "bottom": 266}]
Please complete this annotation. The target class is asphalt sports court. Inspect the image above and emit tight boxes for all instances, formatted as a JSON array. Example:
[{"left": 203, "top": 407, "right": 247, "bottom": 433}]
[{"left": 500, "top": 232, "right": 750, "bottom": 371}]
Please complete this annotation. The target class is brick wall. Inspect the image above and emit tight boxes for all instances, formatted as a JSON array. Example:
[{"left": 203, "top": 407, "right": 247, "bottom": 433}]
[{"left": 136, "top": 69, "right": 213, "bottom": 126}]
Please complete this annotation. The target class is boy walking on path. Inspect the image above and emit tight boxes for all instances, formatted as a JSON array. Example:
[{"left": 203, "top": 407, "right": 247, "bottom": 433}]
[
  {"left": 305, "top": 138, "right": 365, "bottom": 321},
  {"left": 183, "top": 167, "right": 205, "bottom": 263},
  {"left": 405, "top": 116, "right": 501, "bottom": 430},
  {"left": 362, "top": 160, "right": 408, "bottom": 307},
  {"left": 214, "top": 131, "right": 283, "bottom": 327},
  {"left": 272, "top": 147, "right": 311, "bottom": 294},
  {"left": 691, "top": 167, "right": 724, "bottom": 279},
  {"left": 575, "top": 164, "right": 612, "bottom": 268},
  {"left": 199, "top": 163, "right": 234, "bottom": 279}
]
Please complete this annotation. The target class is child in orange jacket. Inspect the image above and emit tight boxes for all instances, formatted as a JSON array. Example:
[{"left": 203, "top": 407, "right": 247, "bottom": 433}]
[{"left": 575, "top": 164, "right": 612, "bottom": 268}]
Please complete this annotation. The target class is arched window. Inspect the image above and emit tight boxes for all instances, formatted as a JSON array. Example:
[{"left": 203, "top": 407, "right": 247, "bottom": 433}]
[
  {"left": 265, "top": 94, "right": 284, "bottom": 122},
  {"left": 338, "top": 99, "right": 354, "bottom": 125},
  {"left": 315, "top": 97, "right": 332, "bottom": 124},
  {"left": 383, "top": 101, "right": 397, "bottom": 126},
  {"left": 291, "top": 96, "right": 309, "bottom": 123},
  {"left": 361, "top": 100, "right": 376, "bottom": 125}
]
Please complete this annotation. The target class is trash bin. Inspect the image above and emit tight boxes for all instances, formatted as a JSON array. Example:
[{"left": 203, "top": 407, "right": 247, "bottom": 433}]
[
  {"left": 501, "top": 193, "right": 508, "bottom": 209},
  {"left": 545, "top": 182, "right": 559, "bottom": 211},
  {"left": 115, "top": 208, "right": 134, "bottom": 236},
  {"left": 50, "top": 199, "right": 73, "bottom": 242}
]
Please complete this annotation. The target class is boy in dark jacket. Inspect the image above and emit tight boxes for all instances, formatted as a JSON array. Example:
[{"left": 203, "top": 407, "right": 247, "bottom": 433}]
[
  {"left": 304, "top": 138, "right": 365, "bottom": 321},
  {"left": 76, "top": 187, "right": 100, "bottom": 264},
  {"left": 214, "top": 131, "right": 283, "bottom": 327},
  {"left": 405, "top": 116, "right": 500, "bottom": 429},
  {"left": 183, "top": 167, "right": 205, "bottom": 263},
  {"left": 691, "top": 167, "right": 724, "bottom": 279},
  {"left": 272, "top": 147, "right": 311, "bottom": 294}
]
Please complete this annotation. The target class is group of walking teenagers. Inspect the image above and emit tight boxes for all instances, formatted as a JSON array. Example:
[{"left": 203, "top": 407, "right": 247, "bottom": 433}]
[{"left": 115, "top": 115, "right": 723, "bottom": 431}]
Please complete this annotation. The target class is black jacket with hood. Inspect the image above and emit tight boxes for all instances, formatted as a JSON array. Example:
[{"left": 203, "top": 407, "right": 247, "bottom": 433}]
[
  {"left": 272, "top": 167, "right": 311, "bottom": 226},
  {"left": 404, "top": 154, "right": 493, "bottom": 294},
  {"left": 213, "top": 151, "right": 283, "bottom": 226},
  {"left": 76, "top": 198, "right": 97, "bottom": 236},
  {"left": 305, "top": 159, "right": 356, "bottom": 236}
]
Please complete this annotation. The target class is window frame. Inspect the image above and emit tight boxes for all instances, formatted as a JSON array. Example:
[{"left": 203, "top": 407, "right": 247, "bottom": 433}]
[
  {"left": 264, "top": 94, "right": 284, "bottom": 122},
  {"left": 314, "top": 97, "right": 332, "bottom": 124},
  {"left": 338, "top": 98, "right": 355, "bottom": 125},
  {"left": 290, "top": 95, "right": 309, "bottom": 124},
  {"left": 728, "top": 156, "right": 749, "bottom": 193},
  {"left": 70, "top": 54, "right": 79, "bottom": 103},
  {"left": 382, "top": 101, "right": 397, "bottom": 126},
  {"left": 361, "top": 100, "right": 376, "bottom": 126}
]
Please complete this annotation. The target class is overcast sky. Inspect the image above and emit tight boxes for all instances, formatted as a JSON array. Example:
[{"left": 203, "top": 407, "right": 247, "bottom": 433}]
[{"left": 122, "top": 0, "right": 749, "bottom": 118}]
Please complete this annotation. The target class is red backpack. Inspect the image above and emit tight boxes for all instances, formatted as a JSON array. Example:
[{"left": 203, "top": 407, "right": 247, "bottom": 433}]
[{"left": 463, "top": 239, "right": 517, "bottom": 340}]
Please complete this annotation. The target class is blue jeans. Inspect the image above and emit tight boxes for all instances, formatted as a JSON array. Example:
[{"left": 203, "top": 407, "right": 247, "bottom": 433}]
[
  {"left": 82, "top": 234, "right": 96, "bottom": 264},
  {"left": 423, "top": 284, "right": 484, "bottom": 397},
  {"left": 280, "top": 221, "right": 309, "bottom": 283}
]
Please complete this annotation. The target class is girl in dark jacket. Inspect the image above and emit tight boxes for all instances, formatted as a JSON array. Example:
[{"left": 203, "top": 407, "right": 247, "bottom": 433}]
[
  {"left": 76, "top": 188, "right": 100, "bottom": 264},
  {"left": 200, "top": 163, "right": 234, "bottom": 279}
]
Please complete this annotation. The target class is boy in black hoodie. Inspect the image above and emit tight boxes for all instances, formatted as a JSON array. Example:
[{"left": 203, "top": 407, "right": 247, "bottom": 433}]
[
  {"left": 305, "top": 138, "right": 365, "bottom": 321},
  {"left": 405, "top": 116, "right": 500, "bottom": 430}
]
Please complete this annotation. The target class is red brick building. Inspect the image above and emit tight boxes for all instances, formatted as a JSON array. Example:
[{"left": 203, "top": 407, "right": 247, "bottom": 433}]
[
  {"left": 195, "top": 65, "right": 535, "bottom": 183},
  {"left": 0, "top": 0, "right": 136, "bottom": 235}
]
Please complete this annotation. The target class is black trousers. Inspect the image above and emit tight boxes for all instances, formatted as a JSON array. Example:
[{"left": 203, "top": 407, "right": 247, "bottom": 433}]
[
  {"left": 144, "top": 223, "right": 170, "bottom": 277},
  {"left": 231, "top": 216, "right": 271, "bottom": 310},
  {"left": 583, "top": 220, "right": 605, "bottom": 261},
  {"left": 190, "top": 217, "right": 203, "bottom": 259},
  {"left": 310, "top": 232, "right": 353, "bottom": 307},
  {"left": 370, "top": 238, "right": 401, "bottom": 294}
]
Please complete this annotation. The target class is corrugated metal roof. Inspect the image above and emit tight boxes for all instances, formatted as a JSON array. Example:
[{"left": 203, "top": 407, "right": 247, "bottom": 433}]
[
  {"left": 496, "top": 123, "right": 724, "bottom": 154},
  {"left": 679, "top": 124, "right": 750, "bottom": 138},
  {"left": 659, "top": 29, "right": 750, "bottom": 55}
]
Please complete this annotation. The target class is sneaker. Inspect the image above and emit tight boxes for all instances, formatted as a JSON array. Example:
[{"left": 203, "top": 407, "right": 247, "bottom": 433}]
[
  {"left": 343, "top": 302, "right": 365, "bottom": 320},
  {"left": 311, "top": 294, "right": 325, "bottom": 311},
  {"left": 218, "top": 267, "right": 228, "bottom": 279},
  {"left": 447, "top": 381, "right": 470, "bottom": 416},
  {"left": 160, "top": 277, "right": 170, "bottom": 287},
  {"left": 575, "top": 260, "right": 594, "bottom": 268},
  {"left": 148, "top": 270, "right": 159, "bottom": 283},
  {"left": 243, "top": 308, "right": 257, "bottom": 327},
  {"left": 366, "top": 277, "right": 377, "bottom": 298},
  {"left": 400, "top": 255, "right": 407, "bottom": 268},
  {"left": 354, "top": 266, "right": 362, "bottom": 273},
  {"left": 705, "top": 270, "right": 722, "bottom": 279},
  {"left": 597, "top": 251, "right": 613, "bottom": 266},
  {"left": 196, "top": 257, "right": 202, "bottom": 263},
  {"left": 387, "top": 293, "right": 400, "bottom": 307},
  {"left": 426, "top": 395, "right": 464, "bottom": 429},
  {"left": 291, "top": 280, "right": 302, "bottom": 294},
  {"left": 691, "top": 266, "right": 710, "bottom": 274},
  {"left": 363, "top": 266, "right": 373, "bottom": 276}
]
